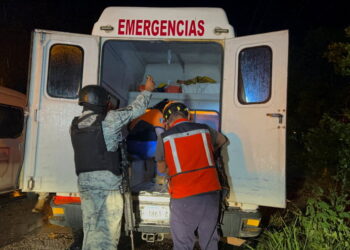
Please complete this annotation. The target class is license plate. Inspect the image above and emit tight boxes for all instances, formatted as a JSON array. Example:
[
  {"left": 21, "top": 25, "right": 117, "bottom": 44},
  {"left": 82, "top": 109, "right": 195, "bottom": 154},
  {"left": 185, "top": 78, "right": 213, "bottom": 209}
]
[{"left": 140, "top": 205, "right": 170, "bottom": 223}]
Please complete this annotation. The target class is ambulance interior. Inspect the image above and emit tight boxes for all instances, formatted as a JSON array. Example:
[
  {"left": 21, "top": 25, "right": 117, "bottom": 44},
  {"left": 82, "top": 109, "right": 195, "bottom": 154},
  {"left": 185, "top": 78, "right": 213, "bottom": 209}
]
[{"left": 100, "top": 40, "right": 223, "bottom": 192}]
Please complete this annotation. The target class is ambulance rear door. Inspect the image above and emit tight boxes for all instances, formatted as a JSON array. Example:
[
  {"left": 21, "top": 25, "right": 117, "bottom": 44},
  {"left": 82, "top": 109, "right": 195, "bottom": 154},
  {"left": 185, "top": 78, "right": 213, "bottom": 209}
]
[
  {"left": 222, "top": 30, "right": 288, "bottom": 208},
  {"left": 20, "top": 30, "right": 100, "bottom": 193}
]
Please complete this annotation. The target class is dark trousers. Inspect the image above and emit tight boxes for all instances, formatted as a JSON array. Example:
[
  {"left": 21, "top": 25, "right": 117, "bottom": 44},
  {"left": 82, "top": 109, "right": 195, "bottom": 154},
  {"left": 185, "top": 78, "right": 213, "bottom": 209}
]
[{"left": 170, "top": 192, "right": 221, "bottom": 250}]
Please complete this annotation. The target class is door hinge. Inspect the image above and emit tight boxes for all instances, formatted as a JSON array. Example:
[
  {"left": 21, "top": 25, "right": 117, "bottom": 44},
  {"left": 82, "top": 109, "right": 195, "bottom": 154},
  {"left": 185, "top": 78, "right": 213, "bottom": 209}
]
[
  {"left": 34, "top": 109, "right": 40, "bottom": 122},
  {"left": 40, "top": 32, "right": 46, "bottom": 45},
  {"left": 23, "top": 109, "right": 29, "bottom": 117}
]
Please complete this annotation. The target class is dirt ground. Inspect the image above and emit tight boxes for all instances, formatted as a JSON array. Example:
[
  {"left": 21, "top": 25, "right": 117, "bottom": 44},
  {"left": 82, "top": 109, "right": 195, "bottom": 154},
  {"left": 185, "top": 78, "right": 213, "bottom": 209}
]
[
  {"left": 0, "top": 193, "right": 71, "bottom": 250},
  {"left": 0, "top": 192, "right": 240, "bottom": 250}
]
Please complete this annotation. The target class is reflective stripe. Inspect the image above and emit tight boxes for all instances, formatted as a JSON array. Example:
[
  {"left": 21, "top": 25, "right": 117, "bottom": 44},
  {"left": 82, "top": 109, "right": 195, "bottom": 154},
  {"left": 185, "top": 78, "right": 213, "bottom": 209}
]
[
  {"left": 201, "top": 132, "right": 213, "bottom": 166},
  {"left": 169, "top": 138, "right": 182, "bottom": 173},
  {"left": 164, "top": 128, "right": 213, "bottom": 174},
  {"left": 169, "top": 166, "right": 215, "bottom": 178},
  {"left": 163, "top": 129, "right": 209, "bottom": 142}
]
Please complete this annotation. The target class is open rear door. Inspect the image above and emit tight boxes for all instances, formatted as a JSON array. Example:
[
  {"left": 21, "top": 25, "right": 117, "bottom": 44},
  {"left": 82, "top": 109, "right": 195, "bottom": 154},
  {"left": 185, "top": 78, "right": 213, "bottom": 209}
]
[
  {"left": 21, "top": 30, "right": 99, "bottom": 193},
  {"left": 222, "top": 30, "right": 288, "bottom": 208}
]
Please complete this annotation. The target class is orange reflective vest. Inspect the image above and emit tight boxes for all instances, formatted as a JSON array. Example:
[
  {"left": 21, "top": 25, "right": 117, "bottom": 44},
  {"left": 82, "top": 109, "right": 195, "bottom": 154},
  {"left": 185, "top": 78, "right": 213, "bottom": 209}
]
[{"left": 162, "top": 119, "right": 221, "bottom": 198}]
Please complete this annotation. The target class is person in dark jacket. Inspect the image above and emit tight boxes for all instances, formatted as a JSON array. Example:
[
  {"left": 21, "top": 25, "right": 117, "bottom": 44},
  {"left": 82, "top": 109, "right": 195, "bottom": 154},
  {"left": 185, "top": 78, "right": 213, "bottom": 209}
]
[{"left": 70, "top": 76, "right": 155, "bottom": 250}]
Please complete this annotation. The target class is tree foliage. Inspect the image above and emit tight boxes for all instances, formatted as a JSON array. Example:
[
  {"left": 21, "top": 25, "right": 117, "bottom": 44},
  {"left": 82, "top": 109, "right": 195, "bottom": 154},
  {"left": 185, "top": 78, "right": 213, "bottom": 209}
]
[{"left": 324, "top": 27, "right": 350, "bottom": 77}]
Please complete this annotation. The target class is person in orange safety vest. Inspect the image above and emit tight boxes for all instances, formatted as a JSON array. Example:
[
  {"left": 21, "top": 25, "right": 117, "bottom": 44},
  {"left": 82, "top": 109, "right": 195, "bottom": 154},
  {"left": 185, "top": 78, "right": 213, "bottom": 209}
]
[{"left": 155, "top": 101, "right": 227, "bottom": 250}]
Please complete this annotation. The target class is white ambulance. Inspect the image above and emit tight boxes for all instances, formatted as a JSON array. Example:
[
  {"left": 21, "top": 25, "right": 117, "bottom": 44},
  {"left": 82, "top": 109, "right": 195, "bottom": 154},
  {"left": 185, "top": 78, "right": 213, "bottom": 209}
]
[{"left": 13, "top": 7, "right": 288, "bottom": 242}]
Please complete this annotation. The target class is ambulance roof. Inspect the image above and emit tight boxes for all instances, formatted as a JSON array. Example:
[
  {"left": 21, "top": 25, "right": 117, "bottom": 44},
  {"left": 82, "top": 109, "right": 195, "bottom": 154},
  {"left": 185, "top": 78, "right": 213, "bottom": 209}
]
[{"left": 92, "top": 7, "right": 234, "bottom": 39}]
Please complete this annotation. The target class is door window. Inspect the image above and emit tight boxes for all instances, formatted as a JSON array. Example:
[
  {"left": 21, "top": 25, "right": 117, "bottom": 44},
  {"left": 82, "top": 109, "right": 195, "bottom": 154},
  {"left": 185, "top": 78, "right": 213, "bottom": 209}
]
[
  {"left": 237, "top": 46, "right": 272, "bottom": 104},
  {"left": 47, "top": 44, "right": 84, "bottom": 99},
  {"left": 0, "top": 104, "right": 24, "bottom": 138}
]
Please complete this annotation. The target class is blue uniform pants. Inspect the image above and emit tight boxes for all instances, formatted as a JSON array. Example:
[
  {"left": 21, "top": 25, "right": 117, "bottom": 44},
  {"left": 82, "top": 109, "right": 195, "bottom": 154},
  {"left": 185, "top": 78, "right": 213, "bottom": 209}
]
[
  {"left": 170, "top": 192, "right": 221, "bottom": 250},
  {"left": 78, "top": 171, "right": 123, "bottom": 250}
]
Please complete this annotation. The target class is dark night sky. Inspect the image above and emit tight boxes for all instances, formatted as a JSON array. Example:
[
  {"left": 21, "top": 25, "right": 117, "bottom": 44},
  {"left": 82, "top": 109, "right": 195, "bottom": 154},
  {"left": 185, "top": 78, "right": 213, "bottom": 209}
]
[{"left": 0, "top": 0, "right": 348, "bottom": 93}]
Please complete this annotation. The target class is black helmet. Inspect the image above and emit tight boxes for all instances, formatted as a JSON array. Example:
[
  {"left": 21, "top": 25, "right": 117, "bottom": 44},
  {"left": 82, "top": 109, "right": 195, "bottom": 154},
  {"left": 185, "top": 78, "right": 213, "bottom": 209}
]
[
  {"left": 78, "top": 85, "right": 109, "bottom": 107},
  {"left": 162, "top": 101, "right": 189, "bottom": 121}
]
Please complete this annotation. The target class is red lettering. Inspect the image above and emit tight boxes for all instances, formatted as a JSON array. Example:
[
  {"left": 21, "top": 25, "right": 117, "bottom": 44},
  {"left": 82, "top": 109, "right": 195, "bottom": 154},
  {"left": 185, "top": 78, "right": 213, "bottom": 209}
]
[
  {"left": 143, "top": 20, "right": 151, "bottom": 35},
  {"left": 160, "top": 20, "right": 167, "bottom": 36},
  {"left": 189, "top": 20, "right": 197, "bottom": 36},
  {"left": 118, "top": 19, "right": 125, "bottom": 35},
  {"left": 136, "top": 20, "right": 143, "bottom": 35},
  {"left": 197, "top": 20, "right": 205, "bottom": 36},
  {"left": 151, "top": 20, "right": 160, "bottom": 36},
  {"left": 126, "top": 20, "right": 135, "bottom": 35},
  {"left": 168, "top": 20, "right": 176, "bottom": 36},
  {"left": 177, "top": 20, "right": 184, "bottom": 36},
  {"left": 117, "top": 19, "right": 205, "bottom": 37}
]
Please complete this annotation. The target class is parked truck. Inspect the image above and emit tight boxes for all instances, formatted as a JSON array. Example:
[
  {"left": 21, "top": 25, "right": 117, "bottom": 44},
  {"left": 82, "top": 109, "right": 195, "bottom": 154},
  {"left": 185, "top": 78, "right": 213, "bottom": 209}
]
[{"left": 1, "top": 6, "right": 288, "bottom": 243}]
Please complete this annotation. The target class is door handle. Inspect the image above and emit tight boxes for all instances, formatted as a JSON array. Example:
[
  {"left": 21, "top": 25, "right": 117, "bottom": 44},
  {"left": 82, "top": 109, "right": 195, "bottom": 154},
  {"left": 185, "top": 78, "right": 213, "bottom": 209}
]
[{"left": 266, "top": 113, "right": 283, "bottom": 124}]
